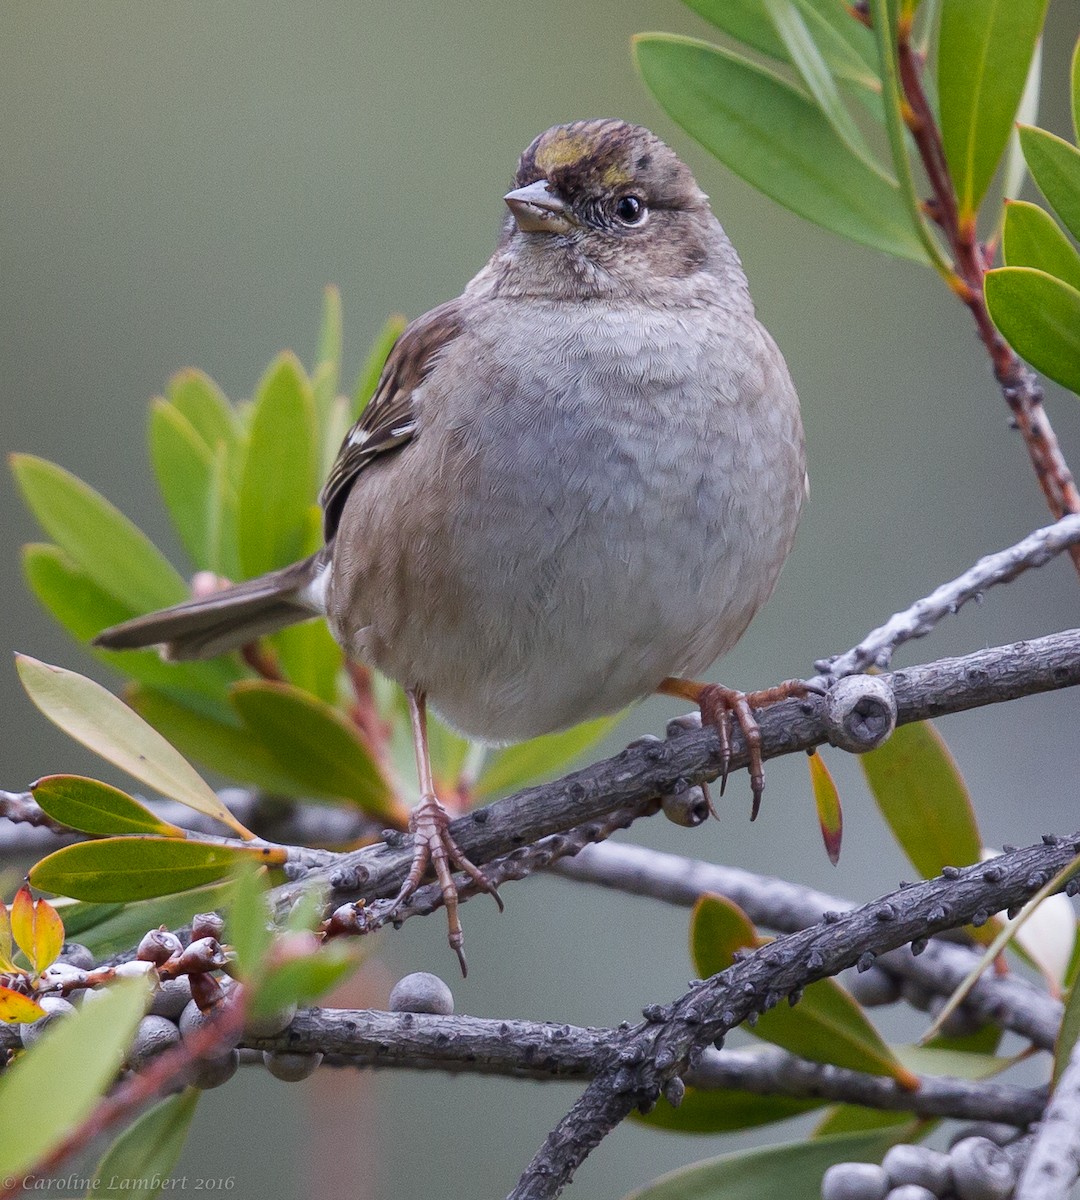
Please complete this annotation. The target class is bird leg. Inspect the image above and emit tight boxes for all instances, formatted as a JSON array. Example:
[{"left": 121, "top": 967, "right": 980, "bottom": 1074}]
[
  {"left": 658, "top": 677, "right": 816, "bottom": 821},
  {"left": 387, "top": 688, "right": 502, "bottom": 976}
]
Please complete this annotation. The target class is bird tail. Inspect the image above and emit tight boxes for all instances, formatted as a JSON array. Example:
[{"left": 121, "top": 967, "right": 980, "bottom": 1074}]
[{"left": 92, "top": 553, "right": 327, "bottom": 661}]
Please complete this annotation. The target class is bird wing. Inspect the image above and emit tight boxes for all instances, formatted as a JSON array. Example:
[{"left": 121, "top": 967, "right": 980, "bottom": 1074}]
[{"left": 320, "top": 298, "right": 466, "bottom": 540}]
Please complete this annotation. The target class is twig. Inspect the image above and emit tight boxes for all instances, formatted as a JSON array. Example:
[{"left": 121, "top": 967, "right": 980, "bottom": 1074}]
[
  {"left": 814, "top": 513, "right": 1080, "bottom": 681},
  {"left": 509, "top": 829, "right": 1080, "bottom": 1199},
  {"left": 1015, "top": 1037, "right": 1080, "bottom": 1200}
]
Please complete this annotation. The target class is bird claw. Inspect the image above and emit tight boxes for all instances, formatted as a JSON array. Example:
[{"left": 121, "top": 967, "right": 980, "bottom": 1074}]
[{"left": 387, "top": 794, "right": 502, "bottom": 977}]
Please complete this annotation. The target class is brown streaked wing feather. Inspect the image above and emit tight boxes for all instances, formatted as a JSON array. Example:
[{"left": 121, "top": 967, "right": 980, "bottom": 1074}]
[{"left": 320, "top": 299, "right": 466, "bottom": 540}]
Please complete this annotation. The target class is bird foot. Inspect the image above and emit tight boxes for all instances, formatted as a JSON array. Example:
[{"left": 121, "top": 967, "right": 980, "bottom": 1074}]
[{"left": 387, "top": 793, "right": 503, "bottom": 977}]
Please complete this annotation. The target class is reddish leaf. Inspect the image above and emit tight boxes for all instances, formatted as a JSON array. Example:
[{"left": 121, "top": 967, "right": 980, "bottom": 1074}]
[{"left": 809, "top": 750, "right": 843, "bottom": 864}]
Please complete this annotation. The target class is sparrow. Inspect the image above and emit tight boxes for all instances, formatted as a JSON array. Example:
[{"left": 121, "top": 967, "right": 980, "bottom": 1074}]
[{"left": 95, "top": 119, "right": 807, "bottom": 971}]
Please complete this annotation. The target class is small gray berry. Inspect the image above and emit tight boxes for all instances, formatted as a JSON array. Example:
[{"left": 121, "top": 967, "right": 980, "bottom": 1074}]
[
  {"left": 885, "top": 1187, "right": 938, "bottom": 1200},
  {"left": 882, "top": 1144, "right": 951, "bottom": 1193},
  {"left": 243, "top": 999, "right": 297, "bottom": 1038},
  {"left": 821, "top": 1162, "right": 889, "bottom": 1200},
  {"left": 127, "top": 1015, "right": 181, "bottom": 1068},
  {"left": 19, "top": 997, "right": 76, "bottom": 1048},
  {"left": 263, "top": 1050, "right": 323, "bottom": 1081},
  {"left": 58, "top": 942, "right": 95, "bottom": 971},
  {"left": 950, "top": 1137, "right": 1015, "bottom": 1200},
  {"left": 846, "top": 966, "right": 902, "bottom": 1007},
  {"left": 150, "top": 976, "right": 193, "bottom": 1019},
  {"left": 389, "top": 972, "right": 454, "bottom": 1015},
  {"left": 188, "top": 1049, "right": 239, "bottom": 1090}
]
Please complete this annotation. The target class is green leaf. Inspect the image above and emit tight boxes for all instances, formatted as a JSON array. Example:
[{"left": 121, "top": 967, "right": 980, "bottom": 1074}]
[
  {"left": 681, "top": 0, "right": 787, "bottom": 59},
  {"left": 938, "top": 0, "right": 1049, "bottom": 219},
  {"left": 126, "top": 686, "right": 310, "bottom": 799},
  {"left": 1073, "top": 36, "right": 1080, "bottom": 144},
  {"left": 860, "top": 721, "right": 981, "bottom": 879},
  {"left": 89, "top": 1090, "right": 200, "bottom": 1200},
  {"left": 985, "top": 266, "right": 1080, "bottom": 396},
  {"left": 893, "top": 1043, "right": 1009, "bottom": 1080},
  {"left": 237, "top": 353, "right": 319, "bottom": 578},
  {"left": 814, "top": 1106, "right": 920, "bottom": 1136},
  {"left": 31, "top": 775, "right": 186, "bottom": 838},
  {"left": 228, "top": 863, "right": 273, "bottom": 983},
  {"left": 353, "top": 314, "right": 408, "bottom": 417},
  {"left": 1055, "top": 977, "right": 1080, "bottom": 1085},
  {"left": 10, "top": 455, "right": 187, "bottom": 614},
  {"left": 632, "top": 35, "right": 927, "bottom": 263},
  {"left": 690, "top": 893, "right": 758, "bottom": 979},
  {"left": 808, "top": 750, "right": 842, "bottom": 865},
  {"left": 56, "top": 883, "right": 232, "bottom": 960},
  {"left": 762, "top": 0, "right": 873, "bottom": 165},
  {"left": 0, "top": 975, "right": 152, "bottom": 1179},
  {"left": 251, "top": 945, "right": 360, "bottom": 1020},
  {"left": 1019, "top": 125, "right": 1080, "bottom": 243},
  {"left": 204, "top": 442, "right": 242, "bottom": 580},
  {"left": 22, "top": 543, "right": 240, "bottom": 714},
  {"left": 16, "top": 656, "right": 253, "bottom": 839},
  {"left": 474, "top": 715, "right": 621, "bottom": 799},
  {"left": 149, "top": 399, "right": 240, "bottom": 579},
  {"left": 426, "top": 715, "right": 472, "bottom": 796},
  {"left": 272, "top": 610, "right": 343, "bottom": 706},
  {"left": 635, "top": 1081, "right": 820, "bottom": 1133},
  {"left": 1002, "top": 41, "right": 1043, "bottom": 203},
  {"left": 621, "top": 1128, "right": 901, "bottom": 1200},
  {"left": 30, "top": 837, "right": 282, "bottom": 902},
  {"left": 167, "top": 369, "right": 240, "bottom": 464},
  {"left": 313, "top": 285, "right": 343, "bottom": 430},
  {"left": 230, "top": 680, "right": 400, "bottom": 820},
  {"left": 1003, "top": 201, "right": 1080, "bottom": 291}
]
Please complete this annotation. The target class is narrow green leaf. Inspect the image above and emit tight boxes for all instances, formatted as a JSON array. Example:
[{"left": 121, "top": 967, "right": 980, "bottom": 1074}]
[
  {"left": 89, "top": 1090, "right": 200, "bottom": 1200},
  {"left": 938, "top": 0, "right": 1049, "bottom": 218},
  {"left": 1055, "top": 978, "right": 1080, "bottom": 1084},
  {"left": 149, "top": 400, "right": 216, "bottom": 571},
  {"left": 271, "top": 604, "right": 343, "bottom": 706},
  {"left": 1002, "top": 41, "right": 1043, "bottom": 204},
  {"left": 0, "top": 904, "right": 14, "bottom": 972},
  {"left": 352, "top": 314, "right": 407, "bottom": 417},
  {"left": 22, "top": 543, "right": 241, "bottom": 714},
  {"left": 10, "top": 455, "right": 187, "bottom": 614},
  {"left": 228, "top": 863, "right": 273, "bottom": 983},
  {"left": 427, "top": 715, "right": 472, "bottom": 796},
  {"left": 474, "top": 715, "right": 621, "bottom": 799},
  {"left": 1073, "top": 36, "right": 1080, "bottom": 144},
  {"left": 252, "top": 945, "right": 360, "bottom": 1020},
  {"left": 237, "top": 353, "right": 318, "bottom": 578},
  {"left": 313, "top": 285, "right": 343, "bottom": 428},
  {"left": 30, "top": 837, "right": 282, "bottom": 902},
  {"left": 814, "top": 1106, "right": 920, "bottom": 1136},
  {"left": 1019, "top": 125, "right": 1080, "bottom": 242},
  {"left": 762, "top": 0, "right": 874, "bottom": 165},
  {"left": 632, "top": 35, "right": 928, "bottom": 263},
  {"left": 985, "top": 266, "right": 1080, "bottom": 396},
  {"left": 1003, "top": 201, "right": 1080, "bottom": 291},
  {"left": 167, "top": 369, "right": 240, "bottom": 462},
  {"left": 56, "top": 883, "right": 232, "bottom": 960},
  {"left": 809, "top": 750, "right": 843, "bottom": 865},
  {"left": 681, "top": 0, "right": 788, "bottom": 59},
  {"left": 0, "top": 976, "right": 152, "bottom": 1179},
  {"left": 622, "top": 1129, "right": 901, "bottom": 1200},
  {"left": 894, "top": 1043, "right": 1009, "bottom": 1080},
  {"left": 204, "top": 442, "right": 242, "bottom": 580},
  {"left": 127, "top": 686, "right": 314, "bottom": 799},
  {"left": 230, "top": 680, "right": 400, "bottom": 821},
  {"left": 860, "top": 721, "right": 981, "bottom": 879},
  {"left": 690, "top": 893, "right": 757, "bottom": 979},
  {"left": 32, "top": 775, "right": 186, "bottom": 839},
  {"left": 635, "top": 1082, "right": 820, "bottom": 1133},
  {"left": 15, "top": 656, "right": 253, "bottom": 839}
]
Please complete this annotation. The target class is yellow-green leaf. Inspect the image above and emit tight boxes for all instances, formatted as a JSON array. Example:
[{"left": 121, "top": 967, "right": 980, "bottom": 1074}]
[
  {"left": 237, "top": 353, "right": 319, "bottom": 578},
  {"left": 10, "top": 455, "right": 187, "bottom": 614},
  {"left": 352, "top": 314, "right": 407, "bottom": 418},
  {"left": 1003, "top": 200, "right": 1080, "bottom": 292},
  {"left": 632, "top": 34, "right": 927, "bottom": 263},
  {"left": 635, "top": 1080, "right": 820, "bottom": 1134},
  {"left": 167, "top": 369, "right": 240, "bottom": 464},
  {"left": 252, "top": 945, "right": 360, "bottom": 1020},
  {"left": 474, "top": 715, "right": 621, "bottom": 799},
  {"left": 16, "top": 656, "right": 253, "bottom": 839},
  {"left": 690, "top": 893, "right": 757, "bottom": 979},
  {"left": 313, "top": 285, "right": 343, "bottom": 430},
  {"left": 0, "top": 987, "right": 47, "bottom": 1025},
  {"left": 228, "top": 863, "right": 273, "bottom": 984},
  {"left": 32, "top": 775, "right": 186, "bottom": 839},
  {"left": 30, "top": 837, "right": 283, "bottom": 902},
  {"left": 0, "top": 903, "right": 14, "bottom": 972},
  {"left": 1055, "top": 975, "right": 1080, "bottom": 1084},
  {"left": 1019, "top": 125, "right": 1080, "bottom": 243},
  {"left": 938, "top": 0, "right": 1049, "bottom": 218},
  {"left": 985, "top": 266, "right": 1080, "bottom": 396},
  {"left": 0, "top": 976, "right": 152, "bottom": 1178},
  {"left": 809, "top": 750, "right": 843, "bottom": 865},
  {"left": 230, "top": 680, "right": 401, "bottom": 822},
  {"left": 860, "top": 720, "right": 981, "bottom": 879}
]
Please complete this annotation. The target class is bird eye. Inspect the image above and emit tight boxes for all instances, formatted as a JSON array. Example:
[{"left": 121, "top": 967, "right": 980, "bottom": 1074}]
[{"left": 614, "top": 195, "right": 647, "bottom": 226}]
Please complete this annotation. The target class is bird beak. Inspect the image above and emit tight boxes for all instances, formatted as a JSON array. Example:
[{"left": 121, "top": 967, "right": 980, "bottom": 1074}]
[{"left": 504, "top": 180, "right": 573, "bottom": 234}]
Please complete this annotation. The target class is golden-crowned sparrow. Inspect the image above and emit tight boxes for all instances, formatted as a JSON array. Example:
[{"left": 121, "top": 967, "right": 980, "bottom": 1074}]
[{"left": 95, "top": 119, "right": 807, "bottom": 969}]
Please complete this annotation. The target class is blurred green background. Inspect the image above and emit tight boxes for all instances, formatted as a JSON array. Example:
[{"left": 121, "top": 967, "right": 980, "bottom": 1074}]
[{"left": 2, "top": 2, "right": 1079, "bottom": 1197}]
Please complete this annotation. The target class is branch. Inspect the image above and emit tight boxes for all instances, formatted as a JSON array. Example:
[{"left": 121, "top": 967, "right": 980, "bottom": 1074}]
[
  {"left": 509, "top": 829, "right": 1080, "bottom": 1199},
  {"left": 271, "top": 629, "right": 1080, "bottom": 923},
  {"left": 1016, "top": 1038, "right": 1080, "bottom": 1200}
]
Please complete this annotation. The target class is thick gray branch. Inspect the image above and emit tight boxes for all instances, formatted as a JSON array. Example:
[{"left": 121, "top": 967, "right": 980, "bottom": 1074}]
[{"left": 1015, "top": 1037, "right": 1080, "bottom": 1200}]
